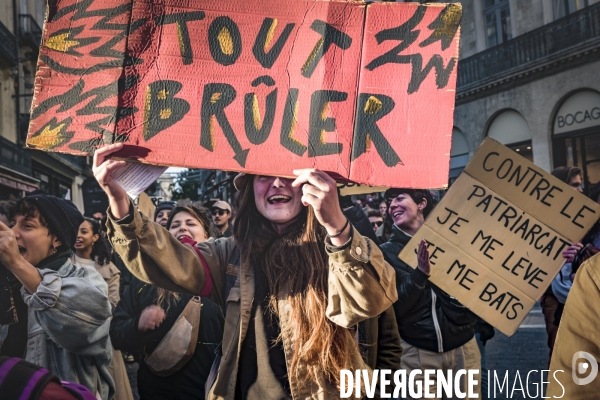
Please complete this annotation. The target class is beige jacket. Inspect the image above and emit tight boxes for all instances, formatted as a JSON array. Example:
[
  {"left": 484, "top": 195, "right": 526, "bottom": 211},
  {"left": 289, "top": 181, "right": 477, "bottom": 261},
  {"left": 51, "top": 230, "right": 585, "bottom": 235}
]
[
  {"left": 547, "top": 254, "right": 600, "bottom": 399},
  {"left": 71, "top": 256, "right": 121, "bottom": 313},
  {"left": 106, "top": 206, "right": 398, "bottom": 399}
]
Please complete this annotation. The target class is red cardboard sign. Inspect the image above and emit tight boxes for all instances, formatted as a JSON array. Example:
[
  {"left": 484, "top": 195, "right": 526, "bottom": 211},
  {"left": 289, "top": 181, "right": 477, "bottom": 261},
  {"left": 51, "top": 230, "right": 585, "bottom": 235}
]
[{"left": 28, "top": 0, "right": 461, "bottom": 189}]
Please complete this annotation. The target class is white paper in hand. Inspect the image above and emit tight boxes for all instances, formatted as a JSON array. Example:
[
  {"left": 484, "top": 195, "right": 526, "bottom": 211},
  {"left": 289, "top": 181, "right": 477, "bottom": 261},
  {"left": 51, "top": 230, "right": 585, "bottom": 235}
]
[{"left": 113, "top": 162, "right": 167, "bottom": 199}]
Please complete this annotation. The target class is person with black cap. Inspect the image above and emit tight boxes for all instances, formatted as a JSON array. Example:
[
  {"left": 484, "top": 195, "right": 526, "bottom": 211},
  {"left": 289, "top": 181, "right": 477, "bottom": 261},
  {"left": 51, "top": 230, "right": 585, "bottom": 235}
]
[
  {"left": 154, "top": 201, "right": 176, "bottom": 228},
  {"left": 0, "top": 195, "right": 114, "bottom": 400}
]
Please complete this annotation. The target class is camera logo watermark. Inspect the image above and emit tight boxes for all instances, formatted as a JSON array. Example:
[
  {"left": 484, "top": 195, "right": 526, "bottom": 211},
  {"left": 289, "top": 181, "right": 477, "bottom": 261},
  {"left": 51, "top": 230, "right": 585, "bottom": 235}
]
[{"left": 572, "top": 351, "right": 598, "bottom": 386}]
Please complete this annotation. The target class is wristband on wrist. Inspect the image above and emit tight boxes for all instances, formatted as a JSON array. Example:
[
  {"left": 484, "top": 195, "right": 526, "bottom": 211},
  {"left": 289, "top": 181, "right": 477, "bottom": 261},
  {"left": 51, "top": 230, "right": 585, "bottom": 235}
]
[{"left": 328, "top": 218, "right": 350, "bottom": 238}]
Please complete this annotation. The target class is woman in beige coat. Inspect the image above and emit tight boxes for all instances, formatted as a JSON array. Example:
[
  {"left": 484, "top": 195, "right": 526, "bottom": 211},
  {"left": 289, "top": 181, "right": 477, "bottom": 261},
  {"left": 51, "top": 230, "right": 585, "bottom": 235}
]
[
  {"left": 94, "top": 143, "right": 398, "bottom": 399},
  {"left": 73, "top": 217, "right": 134, "bottom": 400}
]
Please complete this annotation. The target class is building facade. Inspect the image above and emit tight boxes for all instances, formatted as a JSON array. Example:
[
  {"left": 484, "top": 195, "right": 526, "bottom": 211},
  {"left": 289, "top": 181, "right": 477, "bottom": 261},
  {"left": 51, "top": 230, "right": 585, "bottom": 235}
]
[
  {"left": 0, "top": 0, "right": 90, "bottom": 209},
  {"left": 452, "top": 0, "right": 600, "bottom": 193}
]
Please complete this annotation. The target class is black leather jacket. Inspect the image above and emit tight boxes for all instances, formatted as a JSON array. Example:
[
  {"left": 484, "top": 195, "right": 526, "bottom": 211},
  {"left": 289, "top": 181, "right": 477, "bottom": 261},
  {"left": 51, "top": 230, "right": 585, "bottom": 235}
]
[{"left": 380, "top": 225, "right": 477, "bottom": 353}]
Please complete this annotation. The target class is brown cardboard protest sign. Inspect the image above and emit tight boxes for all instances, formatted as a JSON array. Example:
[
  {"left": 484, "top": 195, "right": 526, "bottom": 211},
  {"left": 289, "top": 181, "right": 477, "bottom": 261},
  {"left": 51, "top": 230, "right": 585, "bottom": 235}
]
[
  {"left": 399, "top": 138, "right": 600, "bottom": 336},
  {"left": 27, "top": 0, "right": 461, "bottom": 189}
]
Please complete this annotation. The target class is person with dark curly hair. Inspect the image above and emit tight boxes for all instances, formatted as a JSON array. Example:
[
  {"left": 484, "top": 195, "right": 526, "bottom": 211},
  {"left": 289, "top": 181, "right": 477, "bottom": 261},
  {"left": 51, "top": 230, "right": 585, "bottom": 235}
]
[
  {"left": 74, "top": 218, "right": 121, "bottom": 311},
  {"left": 73, "top": 217, "right": 133, "bottom": 400}
]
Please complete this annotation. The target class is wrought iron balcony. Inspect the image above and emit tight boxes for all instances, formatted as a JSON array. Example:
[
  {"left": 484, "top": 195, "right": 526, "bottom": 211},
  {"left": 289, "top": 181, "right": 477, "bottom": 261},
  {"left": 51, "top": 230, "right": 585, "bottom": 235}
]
[
  {"left": 0, "top": 136, "right": 32, "bottom": 176},
  {"left": 457, "top": 2, "right": 600, "bottom": 96},
  {"left": 0, "top": 20, "right": 17, "bottom": 66},
  {"left": 19, "top": 14, "right": 42, "bottom": 49}
]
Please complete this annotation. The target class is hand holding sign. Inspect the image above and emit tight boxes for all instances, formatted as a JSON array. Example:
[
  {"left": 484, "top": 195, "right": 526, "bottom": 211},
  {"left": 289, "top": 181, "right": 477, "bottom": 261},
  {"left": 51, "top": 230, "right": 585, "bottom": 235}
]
[
  {"left": 399, "top": 138, "right": 600, "bottom": 336},
  {"left": 417, "top": 240, "right": 431, "bottom": 276},
  {"left": 292, "top": 169, "right": 350, "bottom": 245},
  {"left": 92, "top": 144, "right": 130, "bottom": 219},
  {"left": 562, "top": 242, "right": 583, "bottom": 263}
]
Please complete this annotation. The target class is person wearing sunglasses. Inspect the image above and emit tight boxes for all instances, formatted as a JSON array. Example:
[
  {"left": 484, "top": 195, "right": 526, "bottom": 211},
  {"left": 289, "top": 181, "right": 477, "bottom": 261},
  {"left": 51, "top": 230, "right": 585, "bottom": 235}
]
[
  {"left": 211, "top": 201, "right": 232, "bottom": 238},
  {"left": 367, "top": 209, "right": 383, "bottom": 232}
]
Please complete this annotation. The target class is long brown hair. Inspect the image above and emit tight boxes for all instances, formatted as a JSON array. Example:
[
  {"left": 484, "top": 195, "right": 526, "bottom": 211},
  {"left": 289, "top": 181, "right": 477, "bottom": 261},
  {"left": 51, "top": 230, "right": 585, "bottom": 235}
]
[
  {"left": 233, "top": 175, "right": 356, "bottom": 388},
  {"left": 157, "top": 202, "right": 216, "bottom": 309}
]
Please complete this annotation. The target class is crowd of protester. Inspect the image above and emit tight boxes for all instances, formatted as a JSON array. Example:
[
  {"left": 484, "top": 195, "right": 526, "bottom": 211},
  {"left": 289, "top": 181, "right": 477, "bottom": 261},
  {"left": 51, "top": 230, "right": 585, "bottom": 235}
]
[{"left": 0, "top": 143, "right": 598, "bottom": 399}]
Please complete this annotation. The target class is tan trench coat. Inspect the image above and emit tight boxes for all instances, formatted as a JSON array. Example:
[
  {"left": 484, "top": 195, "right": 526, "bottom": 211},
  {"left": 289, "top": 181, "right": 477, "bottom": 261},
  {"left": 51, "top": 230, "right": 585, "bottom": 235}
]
[
  {"left": 547, "top": 253, "right": 600, "bottom": 399},
  {"left": 107, "top": 207, "right": 398, "bottom": 400}
]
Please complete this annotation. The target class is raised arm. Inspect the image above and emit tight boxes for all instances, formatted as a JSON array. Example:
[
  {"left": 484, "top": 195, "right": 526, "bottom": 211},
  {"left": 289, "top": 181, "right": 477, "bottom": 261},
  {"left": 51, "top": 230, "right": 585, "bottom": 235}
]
[
  {"left": 94, "top": 144, "right": 234, "bottom": 302},
  {"left": 325, "top": 227, "right": 398, "bottom": 328},
  {"left": 290, "top": 169, "right": 397, "bottom": 327},
  {"left": 106, "top": 206, "right": 234, "bottom": 298}
]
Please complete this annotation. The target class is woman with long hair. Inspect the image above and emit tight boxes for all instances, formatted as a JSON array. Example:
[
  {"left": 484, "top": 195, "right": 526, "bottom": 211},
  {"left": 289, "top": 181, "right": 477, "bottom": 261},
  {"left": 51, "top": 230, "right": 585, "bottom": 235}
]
[
  {"left": 73, "top": 217, "right": 134, "bottom": 400},
  {"left": 110, "top": 203, "right": 224, "bottom": 400},
  {"left": 94, "top": 143, "right": 398, "bottom": 398}
]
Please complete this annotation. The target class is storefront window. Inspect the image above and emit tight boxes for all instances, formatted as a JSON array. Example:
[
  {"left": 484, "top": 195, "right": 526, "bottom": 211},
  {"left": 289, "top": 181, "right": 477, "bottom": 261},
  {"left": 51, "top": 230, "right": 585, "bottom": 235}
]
[
  {"left": 32, "top": 162, "right": 72, "bottom": 198},
  {"left": 449, "top": 128, "right": 470, "bottom": 185},
  {"left": 33, "top": 170, "right": 50, "bottom": 194},
  {"left": 487, "top": 109, "right": 533, "bottom": 162},
  {"left": 509, "top": 141, "right": 533, "bottom": 162},
  {"left": 552, "top": 90, "right": 600, "bottom": 192},
  {"left": 582, "top": 135, "right": 600, "bottom": 187},
  {"left": 59, "top": 182, "right": 71, "bottom": 199}
]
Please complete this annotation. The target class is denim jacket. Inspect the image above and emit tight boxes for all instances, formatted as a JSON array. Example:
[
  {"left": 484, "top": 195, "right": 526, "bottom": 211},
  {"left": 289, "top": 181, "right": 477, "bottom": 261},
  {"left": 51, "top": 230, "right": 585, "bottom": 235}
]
[{"left": 0, "top": 257, "right": 115, "bottom": 399}]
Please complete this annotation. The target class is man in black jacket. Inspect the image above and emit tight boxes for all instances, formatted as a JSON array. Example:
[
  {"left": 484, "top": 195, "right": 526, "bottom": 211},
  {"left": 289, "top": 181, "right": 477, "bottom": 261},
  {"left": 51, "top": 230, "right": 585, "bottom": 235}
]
[{"left": 379, "top": 188, "right": 480, "bottom": 398}]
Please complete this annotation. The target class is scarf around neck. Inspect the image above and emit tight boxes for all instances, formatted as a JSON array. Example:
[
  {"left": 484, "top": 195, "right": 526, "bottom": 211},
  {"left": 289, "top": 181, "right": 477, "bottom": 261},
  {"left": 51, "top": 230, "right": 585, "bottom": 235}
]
[{"left": 36, "top": 249, "right": 72, "bottom": 272}]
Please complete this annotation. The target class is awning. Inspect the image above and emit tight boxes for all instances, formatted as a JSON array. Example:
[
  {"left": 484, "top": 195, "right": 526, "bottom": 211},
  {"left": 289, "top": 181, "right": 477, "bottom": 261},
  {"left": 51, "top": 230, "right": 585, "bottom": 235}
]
[{"left": 0, "top": 165, "right": 39, "bottom": 193}]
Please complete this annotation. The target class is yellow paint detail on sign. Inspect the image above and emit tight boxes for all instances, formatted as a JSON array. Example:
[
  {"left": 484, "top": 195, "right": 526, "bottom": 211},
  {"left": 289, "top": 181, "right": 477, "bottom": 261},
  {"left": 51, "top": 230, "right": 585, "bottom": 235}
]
[
  {"left": 264, "top": 19, "right": 278, "bottom": 51},
  {"left": 217, "top": 27, "right": 234, "bottom": 55},
  {"left": 159, "top": 109, "right": 172, "bottom": 119},
  {"left": 364, "top": 96, "right": 382, "bottom": 114},
  {"left": 46, "top": 33, "right": 79, "bottom": 52},
  {"left": 28, "top": 123, "right": 67, "bottom": 149}
]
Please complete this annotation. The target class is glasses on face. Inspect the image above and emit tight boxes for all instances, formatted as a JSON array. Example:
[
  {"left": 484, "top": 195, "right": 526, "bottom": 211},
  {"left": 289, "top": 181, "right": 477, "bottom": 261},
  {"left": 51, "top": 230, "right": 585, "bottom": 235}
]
[
  {"left": 371, "top": 221, "right": 383, "bottom": 228},
  {"left": 212, "top": 209, "right": 227, "bottom": 216}
]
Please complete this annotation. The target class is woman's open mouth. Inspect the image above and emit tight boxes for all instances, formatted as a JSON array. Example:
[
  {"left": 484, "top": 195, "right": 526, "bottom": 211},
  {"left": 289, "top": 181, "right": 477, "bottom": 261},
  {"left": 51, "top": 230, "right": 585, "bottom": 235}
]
[
  {"left": 18, "top": 246, "right": 26, "bottom": 255},
  {"left": 267, "top": 195, "right": 291, "bottom": 205},
  {"left": 177, "top": 234, "right": 192, "bottom": 241}
]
